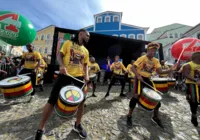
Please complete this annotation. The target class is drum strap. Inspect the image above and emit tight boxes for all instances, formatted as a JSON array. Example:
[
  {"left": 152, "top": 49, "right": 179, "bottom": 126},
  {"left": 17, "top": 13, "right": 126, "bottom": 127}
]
[
  {"left": 138, "top": 80, "right": 141, "bottom": 95},
  {"left": 196, "top": 84, "right": 199, "bottom": 103}
]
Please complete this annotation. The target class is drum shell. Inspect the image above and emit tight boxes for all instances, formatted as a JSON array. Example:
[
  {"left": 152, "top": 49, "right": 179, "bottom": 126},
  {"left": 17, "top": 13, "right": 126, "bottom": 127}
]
[
  {"left": 54, "top": 86, "right": 84, "bottom": 118},
  {"left": 0, "top": 77, "right": 33, "bottom": 99},
  {"left": 152, "top": 78, "right": 168, "bottom": 94},
  {"left": 139, "top": 88, "right": 162, "bottom": 111},
  {"left": 168, "top": 79, "right": 176, "bottom": 88}
]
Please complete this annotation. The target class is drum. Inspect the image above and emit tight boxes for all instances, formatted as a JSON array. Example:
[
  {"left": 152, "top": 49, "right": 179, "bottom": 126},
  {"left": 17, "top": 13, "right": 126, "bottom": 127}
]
[
  {"left": 139, "top": 87, "right": 162, "bottom": 111},
  {"left": 168, "top": 78, "right": 176, "bottom": 88},
  {"left": 89, "top": 74, "right": 97, "bottom": 81},
  {"left": 151, "top": 77, "right": 169, "bottom": 94},
  {"left": 54, "top": 85, "right": 84, "bottom": 118},
  {"left": 54, "top": 71, "right": 59, "bottom": 80},
  {"left": 37, "top": 73, "right": 41, "bottom": 84},
  {"left": 0, "top": 75, "right": 33, "bottom": 99}
]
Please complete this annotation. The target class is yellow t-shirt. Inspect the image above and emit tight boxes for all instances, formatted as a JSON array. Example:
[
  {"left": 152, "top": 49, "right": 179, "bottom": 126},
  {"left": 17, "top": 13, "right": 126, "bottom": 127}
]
[
  {"left": 60, "top": 40, "right": 89, "bottom": 77},
  {"left": 134, "top": 55, "right": 161, "bottom": 78},
  {"left": 22, "top": 51, "right": 41, "bottom": 69},
  {"left": 39, "top": 59, "right": 47, "bottom": 72},
  {"left": 127, "top": 64, "right": 135, "bottom": 78},
  {"left": 89, "top": 62, "right": 100, "bottom": 75},
  {"left": 110, "top": 62, "right": 127, "bottom": 75},
  {"left": 185, "top": 61, "right": 200, "bottom": 84},
  {"left": 160, "top": 64, "right": 169, "bottom": 77},
  {"left": 179, "top": 63, "right": 188, "bottom": 73}
]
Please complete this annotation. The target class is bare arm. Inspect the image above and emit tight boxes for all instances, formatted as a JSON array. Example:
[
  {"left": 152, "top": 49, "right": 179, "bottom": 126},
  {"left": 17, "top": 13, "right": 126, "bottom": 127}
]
[
  {"left": 157, "top": 67, "right": 171, "bottom": 75},
  {"left": 183, "top": 64, "right": 196, "bottom": 82},
  {"left": 35, "top": 59, "right": 41, "bottom": 71},
  {"left": 18, "top": 58, "right": 25, "bottom": 68},
  {"left": 57, "top": 52, "right": 65, "bottom": 67}
]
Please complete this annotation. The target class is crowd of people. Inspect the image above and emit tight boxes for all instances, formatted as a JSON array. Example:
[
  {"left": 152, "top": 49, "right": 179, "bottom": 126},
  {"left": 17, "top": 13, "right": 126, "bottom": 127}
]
[{"left": 0, "top": 29, "right": 200, "bottom": 140}]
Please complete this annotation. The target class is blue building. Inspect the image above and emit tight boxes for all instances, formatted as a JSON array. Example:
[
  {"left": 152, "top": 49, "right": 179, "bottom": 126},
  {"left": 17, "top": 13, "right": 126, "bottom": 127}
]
[{"left": 84, "top": 11, "right": 149, "bottom": 40}]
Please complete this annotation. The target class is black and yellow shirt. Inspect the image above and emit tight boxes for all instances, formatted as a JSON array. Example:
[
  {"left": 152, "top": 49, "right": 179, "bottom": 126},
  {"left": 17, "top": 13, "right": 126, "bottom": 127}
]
[
  {"left": 110, "top": 62, "right": 127, "bottom": 75},
  {"left": 127, "top": 64, "right": 135, "bottom": 78},
  {"left": 185, "top": 61, "right": 200, "bottom": 84},
  {"left": 160, "top": 64, "right": 169, "bottom": 77},
  {"left": 38, "top": 59, "right": 47, "bottom": 72},
  {"left": 89, "top": 62, "right": 100, "bottom": 75},
  {"left": 60, "top": 40, "right": 89, "bottom": 77},
  {"left": 22, "top": 51, "right": 41, "bottom": 69},
  {"left": 134, "top": 55, "right": 161, "bottom": 78}
]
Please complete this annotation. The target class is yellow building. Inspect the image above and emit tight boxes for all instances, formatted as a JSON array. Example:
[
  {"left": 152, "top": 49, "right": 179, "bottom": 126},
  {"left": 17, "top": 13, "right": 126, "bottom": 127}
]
[{"left": 32, "top": 25, "right": 55, "bottom": 63}]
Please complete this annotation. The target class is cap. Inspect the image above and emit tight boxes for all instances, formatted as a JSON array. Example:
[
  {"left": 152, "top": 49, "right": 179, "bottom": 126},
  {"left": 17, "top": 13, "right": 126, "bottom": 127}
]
[{"left": 147, "top": 42, "right": 160, "bottom": 50}]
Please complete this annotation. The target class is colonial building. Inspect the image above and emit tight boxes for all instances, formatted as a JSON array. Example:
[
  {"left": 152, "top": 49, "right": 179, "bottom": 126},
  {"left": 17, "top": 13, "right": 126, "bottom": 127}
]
[{"left": 84, "top": 11, "right": 149, "bottom": 40}]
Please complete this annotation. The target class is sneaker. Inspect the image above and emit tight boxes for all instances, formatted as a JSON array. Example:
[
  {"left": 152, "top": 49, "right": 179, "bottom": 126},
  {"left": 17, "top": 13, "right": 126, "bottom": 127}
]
[
  {"left": 104, "top": 92, "right": 110, "bottom": 98},
  {"left": 151, "top": 117, "right": 164, "bottom": 129},
  {"left": 34, "top": 129, "right": 44, "bottom": 140},
  {"left": 73, "top": 123, "right": 87, "bottom": 138},
  {"left": 120, "top": 93, "right": 126, "bottom": 97},
  {"left": 191, "top": 117, "right": 198, "bottom": 127},
  {"left": 127, "top": 115, "right": 133, "bottom": 128}
]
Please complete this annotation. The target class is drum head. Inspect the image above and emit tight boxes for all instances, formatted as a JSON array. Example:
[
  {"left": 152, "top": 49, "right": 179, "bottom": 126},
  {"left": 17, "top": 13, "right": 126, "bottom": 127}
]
[
  {"left": 55, "top": 71, "right": 59, "bottom": 74},
  {"left": 0, "top": 75, "right": 30, "bottom": 87},
  {"left": 60, "top": 85, "right": 84, "bottom": 105},
  {"left": 151, "top": 77, "right": 168, "bottom": 81},
  {"left": 143, "top": 87, "right": 162, "bottom": 100}
]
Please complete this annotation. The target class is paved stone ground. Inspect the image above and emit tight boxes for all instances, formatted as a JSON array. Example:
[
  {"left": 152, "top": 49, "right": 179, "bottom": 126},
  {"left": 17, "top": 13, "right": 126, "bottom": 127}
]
[{"left": 0, "top": 83, "right": 200, "bottom": 140}]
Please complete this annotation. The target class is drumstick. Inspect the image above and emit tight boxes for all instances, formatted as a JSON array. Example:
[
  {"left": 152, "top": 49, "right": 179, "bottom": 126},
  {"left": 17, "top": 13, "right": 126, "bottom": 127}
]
[
  {"left": 142, "top": 81, "right": 164, "bottom": 95},
  {"left": 67, "top": 73, "right": 85, "bottom": 84}
]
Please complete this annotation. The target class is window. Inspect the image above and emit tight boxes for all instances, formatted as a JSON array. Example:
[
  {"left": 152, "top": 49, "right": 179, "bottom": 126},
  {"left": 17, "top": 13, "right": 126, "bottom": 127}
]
[
  {"left": 112, "top": 34, "right": 118, "bottom": 37},
  {"left": 197, "top": 33, "right": 200, "bottom": 39},
  {"left": 137, "top": 34, "right": 144, "bottom": 40},
  {"left": 97, "top": 17, "right": 102, "bottom": 23},
  {"left": 120, "top": 34, "right": 126, "bottom": 38},
  {"left": 169, "top": 33, "right": 173, "bottom": 38},
  {"left": 41, "top": 34, "right": 44, "bottom": 40},
  {"left": 128, "top": 34, "right": 135, "bottom": 39},
  {"left": 105, "top": 16, "right": 110, "bottom": 22},
  {"left": 174, "top": 33, "right": 178, "bottom": 38},
  {"left": 113, "top": 16, "right": 119, "bottom": 22},
  {"left": 46, "top": 34, "right": 51, "bottom": 40},
  {"left": 44, "top": 47, "right": 48, "bottom": 54}
]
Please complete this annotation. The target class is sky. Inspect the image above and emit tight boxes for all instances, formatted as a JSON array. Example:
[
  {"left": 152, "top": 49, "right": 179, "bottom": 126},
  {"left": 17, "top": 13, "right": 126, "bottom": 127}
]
[{"left": 1, "top": 0, "right": 199, "bottom": 33}]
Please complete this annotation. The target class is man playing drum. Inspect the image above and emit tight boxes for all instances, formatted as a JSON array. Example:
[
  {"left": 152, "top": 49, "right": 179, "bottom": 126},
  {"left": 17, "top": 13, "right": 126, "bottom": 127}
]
[
  {"left": 34, "top": 29, "right": 90, "bottom": 139},
  {"left": 88, "top": 56, "right": 100, "bottom": 97},
  {"left": 17, "top": 44, "right": 41, "bottom": 98},
  {"left": 182, "top": 52, "right": 200, "bottom": 127},
  {"left": 105, "top": 55, "right": 127, "bottom": 98},
  {"left": 37, "top": 57, "right": 47, "bottom": 91},
  {"left": 127, "top": 60, "right": 135, "bottom": 92},
  {"left": 126, "top": 42, "right": 177, "bottom": 129}
]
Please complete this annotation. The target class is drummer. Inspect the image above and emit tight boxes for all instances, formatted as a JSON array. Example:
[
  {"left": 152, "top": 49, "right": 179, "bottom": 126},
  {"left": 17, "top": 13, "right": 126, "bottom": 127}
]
[
  {"left": 127, "top": 60, "right": 135, "bottom": 92},
  {"left": 159, "top": 60, "right": 170, "bottom": 78},
  {"left": 182, "top": 52, "right": 200, "bottom": 127},
  {"left": 37, "top": 57, "right": 47, "bottom": 91},
  {"left": 126, "top": 42, "right": 177, "bottom": 129},
  {"left": 88, "top": 56, "right": 100, "bottom": 97},
  {"left": 105, "top": 55, "right": 127, "bottom": 97},
  {"left": 34, "top": 29, "right": 90, "bottom": 139},
  {"left": 17, "top": 44, "right": 41, "bottom": 98}
]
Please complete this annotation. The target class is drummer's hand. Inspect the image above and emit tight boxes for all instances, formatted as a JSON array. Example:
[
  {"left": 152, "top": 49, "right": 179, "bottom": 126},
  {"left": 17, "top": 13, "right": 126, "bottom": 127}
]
[
  {"left": 170, "top": 63, "right": 178, "bottom": 71},
  {"left": 196, "top": 80, "right": 200, "bottom": 86},
  {"left": 133, "top": 93, "right": 139, "bottom": 99},
  {"left": 60, "top": 66, "right": 67, "bottom": 75},
  {"left": 137, "top": 75, "right": 143, "bottom": 82},
  {"left": 0, "top": 70, "right": 7, "bottom": 75}
]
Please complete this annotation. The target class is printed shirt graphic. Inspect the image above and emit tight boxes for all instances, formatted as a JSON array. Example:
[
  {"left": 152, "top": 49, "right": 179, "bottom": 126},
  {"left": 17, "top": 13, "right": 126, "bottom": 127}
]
[
  {"left": 134, "top": 55, "right": 161, "bottom": 78},
  {"left": 89, "top": 63, "right": 100, "bottom": 75},
  {"left": 60, "top": 40, "right": 89, "bottom": 77},
  {"left": 160, "top": 64, "right": 169, "bottom": 77},
  {"left": 127, "top": 64, "right": 135, "bottom": 78},
  {"left": 185, "top": 61, "right": 200, "bottom": 84},
  {"left": 22, "top": 51, "right": 41, "bottom": 69},
  {"left": 110, "top": 62, "right": 126, "bottom": 75}
]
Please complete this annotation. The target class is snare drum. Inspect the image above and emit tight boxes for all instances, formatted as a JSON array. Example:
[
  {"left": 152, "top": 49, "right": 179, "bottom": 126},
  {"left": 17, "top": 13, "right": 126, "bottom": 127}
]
[
  {"left": 54, "top": 71, "right": 59, "bottom": 80},
  {"left": 168, "top": 78, "right": 176, "bottom": 88},
  {"left": 54, "top": 85, "right": 84, "bottom": 118},
  {"left": 89, "top": 74, "right": 97, "bottom": 81},
  {"left": 151, "top": 77, "right": 169, "bottom": 94},
  {"left": 139, "top": 87, "right": 162, "bottom": 111},
  {"left": 0, "top": 75, "right": 33, "bottom": 99}
]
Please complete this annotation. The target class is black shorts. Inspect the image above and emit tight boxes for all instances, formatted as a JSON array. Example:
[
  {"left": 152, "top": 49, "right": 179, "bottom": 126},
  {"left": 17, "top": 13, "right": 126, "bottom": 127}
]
[{"left": 48, "top": 74, "right": 85, "bottom": 105}]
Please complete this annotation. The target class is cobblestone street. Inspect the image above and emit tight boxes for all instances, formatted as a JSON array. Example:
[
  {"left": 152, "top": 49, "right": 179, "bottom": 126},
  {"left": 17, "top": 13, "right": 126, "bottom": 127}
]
[{"left": 0, "top": 84, "right": 200, "bottom": 140}]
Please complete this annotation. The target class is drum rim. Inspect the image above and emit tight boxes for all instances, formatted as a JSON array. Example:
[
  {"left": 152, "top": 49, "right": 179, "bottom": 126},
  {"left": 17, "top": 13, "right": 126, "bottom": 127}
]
[
  {"left": 0, "top": 75, "right": 30, "bottom": 87},
  {"left": 59, "top": 85, "right": 84, "bottom": 105},
  {"left": 151, "top": 78, "right": 168, "bottom": 81},
  {"left": 142, "top": 87, "right": 162, "bottom": 100},
  {"left": 54, "top": 71, "right": 59, "bottom": 74}
]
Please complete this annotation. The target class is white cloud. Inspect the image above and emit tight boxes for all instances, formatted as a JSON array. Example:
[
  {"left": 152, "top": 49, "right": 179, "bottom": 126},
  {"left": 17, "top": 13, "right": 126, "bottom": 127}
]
[{"left": 100, "top": 0, "right": 200, "bottom": 33}]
